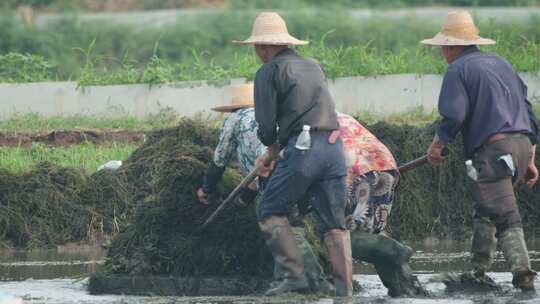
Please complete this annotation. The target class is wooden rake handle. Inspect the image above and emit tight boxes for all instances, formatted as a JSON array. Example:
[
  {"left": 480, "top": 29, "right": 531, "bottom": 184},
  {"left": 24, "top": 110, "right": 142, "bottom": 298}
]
[
  {"left": 197, "top": 149, "right": 278, "bottom": 232},
  {"left": 398, "top": 147, "right": 449, "bottom": 174}
]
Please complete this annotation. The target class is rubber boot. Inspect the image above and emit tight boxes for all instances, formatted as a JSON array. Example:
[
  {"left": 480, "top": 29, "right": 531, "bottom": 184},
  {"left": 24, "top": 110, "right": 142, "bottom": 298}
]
[
  {"left": 324, "top": 229, "right": 353, "bottom": 297},
  {"left": 350, "top": 231, "right": 426, "bottom": 297},
  {"left": 498, "top": 227, "right": 537, "bottom": 292},
  {"left": 292, "top": 227, "right": 335, "bottom": 295},
  {"left": 470, "top": 217, "right": 497, "bottom": 275},
  {"left": 259, "top": 216, "right": 309, "bottom": 296},
  {"left": 271, "top": 227, "right": 335, "bottom": 295}
]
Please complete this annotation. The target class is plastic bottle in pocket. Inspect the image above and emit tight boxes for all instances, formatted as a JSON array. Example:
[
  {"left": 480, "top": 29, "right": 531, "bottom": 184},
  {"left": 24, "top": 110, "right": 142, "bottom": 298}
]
[
  {"left": 295, "top": 125, "right": 311, "bottom": 150},
  {"left": 465, "top": 160, "right": 478, "bottom": 181}
]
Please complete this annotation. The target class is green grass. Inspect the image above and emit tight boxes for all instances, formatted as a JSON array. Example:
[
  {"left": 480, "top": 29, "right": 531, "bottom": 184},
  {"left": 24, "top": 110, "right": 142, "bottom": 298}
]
[
  {"left": 0, "top": 101, "right": 538, "bottom": 173},
  {"left": 4, "top": 0, "right": 538, "bottom": 11},
  {"left": 1, "top": 11, "right": 539, "bottom": 83},
  {"left": 0, "top": 142, "right": 137, "bottom": 173},
  {"left": 3, "top": 101, "right": 539, "bottom": 132},
  {"left": 0, "top": 109, "right": 182, "bottom": 132},
  {"left": 4, "top": 37, "right": 538, "bottom": 85}
]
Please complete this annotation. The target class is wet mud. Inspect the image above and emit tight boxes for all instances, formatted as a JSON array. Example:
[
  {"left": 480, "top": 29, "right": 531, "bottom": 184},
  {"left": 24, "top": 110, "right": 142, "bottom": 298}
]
[{"left": 1, "top": 273, "right": 539, "bottom": 304}]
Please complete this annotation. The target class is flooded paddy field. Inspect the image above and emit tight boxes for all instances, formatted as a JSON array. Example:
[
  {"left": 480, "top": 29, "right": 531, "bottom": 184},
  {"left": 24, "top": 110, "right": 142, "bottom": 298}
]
[{"left": 2, "top": 240, "right": 540, "bottom": 303}]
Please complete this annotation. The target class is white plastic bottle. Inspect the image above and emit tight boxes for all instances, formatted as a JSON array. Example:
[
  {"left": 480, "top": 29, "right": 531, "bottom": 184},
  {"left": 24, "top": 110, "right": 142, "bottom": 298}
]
[
  {"left": 295, "top": 125, "right": 311, "bottom": 150},
  {"left": 465, "top": 160, "right": 478, "bottom": 181}
]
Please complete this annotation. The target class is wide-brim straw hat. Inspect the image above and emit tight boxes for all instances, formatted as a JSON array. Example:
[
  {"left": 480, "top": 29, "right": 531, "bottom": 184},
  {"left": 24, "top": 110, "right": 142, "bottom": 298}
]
[
  {"left": 421, "top": 11, "right": 495, "bottom": 46},
  {"left": 212, "top": 83, "right": 254, "bottom": 113},
  {"left": 233, "top": 12, "right": 308, "bottom": 46}
]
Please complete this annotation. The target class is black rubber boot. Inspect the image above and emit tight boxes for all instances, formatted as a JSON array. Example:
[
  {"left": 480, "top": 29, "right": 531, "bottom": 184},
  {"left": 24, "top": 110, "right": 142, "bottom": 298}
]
[
  {"left": 272, "top": 226, "right": 335, "bottom": 295},
  {"left": 499, "top": 227, "right": 537, "bottom": 292},
  {"left": 350, "top": 231, "right": 427, "bottom": 297},
  {"left": 512, "top": 269, "right": 537, "bottom": 292},
  {"left": 259, "top": 216, "right": 309, "bottom": 296},
  {"left": 324, "top": 229, "right": 353, "bottom": 297}
]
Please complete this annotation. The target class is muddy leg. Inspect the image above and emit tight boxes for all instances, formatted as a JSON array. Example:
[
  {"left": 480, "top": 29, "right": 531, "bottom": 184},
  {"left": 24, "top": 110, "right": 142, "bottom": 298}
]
[
  {"left": 350, "top": 231, "right": 425, "bottom": 297},
  {"left": 290, "top": 226, "right": 335, "bottom": 295},
  {"left": 259, "top": 216, "right": 309, "bottom": 296},
  {"left": 498, "top": 227, "right": 537, "bottom": 291},
  {"left": 471, "top": 216, "right": 497, "bottom": 274}
]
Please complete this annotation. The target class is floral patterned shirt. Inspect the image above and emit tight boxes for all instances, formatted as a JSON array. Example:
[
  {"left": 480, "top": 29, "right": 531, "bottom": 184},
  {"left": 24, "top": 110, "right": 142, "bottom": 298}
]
[
  {"left": 338, "top": 113, "right": 398, "bottom": 186},
  {"left": 214, "top": 108, "right": 266, "bottom": 174}
]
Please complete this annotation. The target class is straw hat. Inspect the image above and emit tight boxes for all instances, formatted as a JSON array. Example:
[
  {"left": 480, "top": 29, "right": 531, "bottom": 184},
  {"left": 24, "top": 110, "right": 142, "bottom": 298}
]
[
  {"left": 421, "top": 11, "right": 495, "bottom": 46},
  {"left": 233, "top": 12, "right": 308, "bottom": 46},
  {"left": 211, "top": 83, "right": 254, "bottom": 113}
]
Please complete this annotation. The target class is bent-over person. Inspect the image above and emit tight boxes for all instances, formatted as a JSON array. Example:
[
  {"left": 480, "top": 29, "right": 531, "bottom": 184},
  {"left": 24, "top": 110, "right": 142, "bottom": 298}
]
[{"left": 338, "top": 113, "right": 425, "bottom": 297}]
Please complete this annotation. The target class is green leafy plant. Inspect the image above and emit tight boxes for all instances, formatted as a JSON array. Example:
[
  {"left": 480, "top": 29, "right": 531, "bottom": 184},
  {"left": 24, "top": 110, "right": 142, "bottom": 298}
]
[{"left": 0, "top": 53, "right": 53, "bottom": 82}]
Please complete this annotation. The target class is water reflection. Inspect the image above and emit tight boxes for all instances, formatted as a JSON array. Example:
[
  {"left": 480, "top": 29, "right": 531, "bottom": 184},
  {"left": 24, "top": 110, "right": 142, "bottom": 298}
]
[
  {"left": 0, "top": 244, "right": 104, "bottom": 281},
  {"left": 1, "top": 238, "right": 540, "bottom": 282}
]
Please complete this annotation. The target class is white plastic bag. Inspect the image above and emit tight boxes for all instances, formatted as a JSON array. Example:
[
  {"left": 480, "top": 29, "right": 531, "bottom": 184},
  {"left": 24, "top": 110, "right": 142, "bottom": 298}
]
[{"left": 97, "top": 160, "right": 123, "bottom": 172}]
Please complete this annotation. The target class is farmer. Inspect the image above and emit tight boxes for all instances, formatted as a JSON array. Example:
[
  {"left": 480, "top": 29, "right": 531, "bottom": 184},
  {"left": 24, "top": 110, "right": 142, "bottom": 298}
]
[
  {"left": 337, "top": 112, "right": 425, "bottom": 297},
  {"left": 234, "top": 12, "right": 353, "bottom": 297},
  {"left": 423, "top": 11, "right": 539, "bottom": 291},
  {"left": 196, "top": 83, "right": 335, "bottom": 294},
  {"left": 196, "top": 83, "right": 264, "bottom": 205}
]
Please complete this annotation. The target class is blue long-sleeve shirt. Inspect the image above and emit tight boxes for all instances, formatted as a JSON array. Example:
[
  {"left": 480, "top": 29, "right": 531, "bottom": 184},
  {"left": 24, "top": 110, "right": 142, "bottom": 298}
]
[{"left": 437, "top": 46, "right": 540, "bottom": 157}]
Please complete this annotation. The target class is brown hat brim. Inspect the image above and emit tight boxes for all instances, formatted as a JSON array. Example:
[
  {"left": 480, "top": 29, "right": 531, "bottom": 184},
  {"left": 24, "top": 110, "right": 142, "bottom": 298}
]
[
  {"left": 211, "top": 105, "right": 253, "bottom": 113},
  {"left": 421, "top": 33, "right": 496, "bottom": 46},
  {"left": 232, "top": 34, "right": 308, "bottom": 46}
]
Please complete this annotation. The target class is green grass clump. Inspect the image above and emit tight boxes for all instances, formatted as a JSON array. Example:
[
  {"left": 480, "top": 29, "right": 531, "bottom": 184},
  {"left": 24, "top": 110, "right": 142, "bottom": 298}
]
[{"left": 0, "top": 142, "right": 136, "bottom": 173}]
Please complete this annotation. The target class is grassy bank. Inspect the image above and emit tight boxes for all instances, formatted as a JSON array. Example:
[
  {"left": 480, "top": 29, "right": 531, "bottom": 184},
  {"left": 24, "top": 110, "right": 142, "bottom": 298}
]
[
  {"left": 1, "top": 11, "right": 539, "bottom": 83},
  {"left": 0, "top": 110, "right": 183, "bottom": 132},
  {"left": 0, "top": 143, "right": 136, "bottom": 173}
]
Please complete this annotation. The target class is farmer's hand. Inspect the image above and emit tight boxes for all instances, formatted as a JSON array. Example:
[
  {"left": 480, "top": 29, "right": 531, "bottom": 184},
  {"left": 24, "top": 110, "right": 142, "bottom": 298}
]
[
  {"left": 255, "top": 152, "right": 276, "bottom": 177},
  {"left": 427, "top": 135, "right": 446, "bottom": 166},
  {"left": 196, "top": 187, "right": 209, "bottom": 205},
  {"left": 256, "top": 144, "right": 280, "bottom": 177},
  {"left": 525, "top": 163, "right": 539, "bottom": 188}
]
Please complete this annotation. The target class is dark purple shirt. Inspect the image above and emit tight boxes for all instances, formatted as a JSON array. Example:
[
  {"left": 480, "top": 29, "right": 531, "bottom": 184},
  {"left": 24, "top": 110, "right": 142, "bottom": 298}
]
[{"left": 437, "top": 46, "right": 539, "bottom": 156}]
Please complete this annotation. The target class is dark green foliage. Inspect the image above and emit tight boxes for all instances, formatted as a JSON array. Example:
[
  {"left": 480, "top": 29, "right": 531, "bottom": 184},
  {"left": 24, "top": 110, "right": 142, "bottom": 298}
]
[
  {"left": 3, "top": 116, "right": 540, "bottom": 278},
  {"left": 0, "top": 162, "right": 88, "bottom": 247},
  {"left": 365, "top": 121, "right": 473, "bottom": 240},
  {"left": 365, "top": 121, "right": 540, "bottom": 242},
  {"left": 102, "top": 119, "right": 273, "bottom": 277}
]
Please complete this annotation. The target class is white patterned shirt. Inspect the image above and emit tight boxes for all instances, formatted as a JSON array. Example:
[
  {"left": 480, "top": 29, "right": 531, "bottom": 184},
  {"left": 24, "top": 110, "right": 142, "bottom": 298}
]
[{"left": 214, "top": 108, "right": 266, "bottom": 174}]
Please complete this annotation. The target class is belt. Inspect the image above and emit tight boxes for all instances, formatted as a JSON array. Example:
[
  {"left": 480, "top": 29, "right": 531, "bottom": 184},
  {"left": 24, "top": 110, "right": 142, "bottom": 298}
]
[{"left": 484, "top": 132, "right": 525, "bottom": 146}]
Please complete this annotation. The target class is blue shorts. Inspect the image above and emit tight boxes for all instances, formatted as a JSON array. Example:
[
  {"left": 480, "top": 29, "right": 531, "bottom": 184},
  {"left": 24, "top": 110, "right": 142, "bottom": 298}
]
[{"left": 257, "top": 131, "right": 348, "bottom": 233}]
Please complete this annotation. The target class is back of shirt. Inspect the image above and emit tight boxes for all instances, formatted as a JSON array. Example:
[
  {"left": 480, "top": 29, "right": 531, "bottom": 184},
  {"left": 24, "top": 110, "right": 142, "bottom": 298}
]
[
  {"left": 337, "top": 113, "right": 397, "bottom": 186},
  {"left": 255, "top": 48, "right": 339, "bottom": 146},
  {"left": 437, "top": 47, "right": 535, "bottom": 155}
]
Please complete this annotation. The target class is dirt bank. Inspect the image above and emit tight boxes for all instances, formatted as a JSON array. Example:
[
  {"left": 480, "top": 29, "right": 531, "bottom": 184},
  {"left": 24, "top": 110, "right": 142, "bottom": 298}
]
[{"left": 0, "top": 129, "right": 145, "bottom": 147}]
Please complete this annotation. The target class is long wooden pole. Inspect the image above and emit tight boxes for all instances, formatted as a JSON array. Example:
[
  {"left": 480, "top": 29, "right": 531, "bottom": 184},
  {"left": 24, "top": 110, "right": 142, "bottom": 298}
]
[{"left": 398, "top": 147, "right": 449, "bottom": 174}]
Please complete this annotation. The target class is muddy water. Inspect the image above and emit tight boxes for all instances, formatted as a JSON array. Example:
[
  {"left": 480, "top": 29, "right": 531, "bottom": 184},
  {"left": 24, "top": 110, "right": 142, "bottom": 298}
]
[
  {"left": 0, "top": 244, "right": 105, "bottom": 281},
  {"left": 1, "top": 240, "right": 540, "bottom": 303}
]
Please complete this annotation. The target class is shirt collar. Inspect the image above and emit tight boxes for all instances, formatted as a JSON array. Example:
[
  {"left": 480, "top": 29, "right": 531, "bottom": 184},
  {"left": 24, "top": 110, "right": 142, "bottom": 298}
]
[
  {"left": 274, "top": 47, "right": 296, "bottom": 59},
  {"left": 455, "top": 45, "right": 480, "bottom": 61}
]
